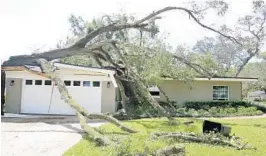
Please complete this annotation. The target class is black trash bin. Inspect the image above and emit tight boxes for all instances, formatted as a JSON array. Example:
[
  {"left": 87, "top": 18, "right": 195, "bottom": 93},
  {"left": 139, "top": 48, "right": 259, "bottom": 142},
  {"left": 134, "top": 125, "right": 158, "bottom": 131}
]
[
  {"left": 203, "top": 120, "right": 222, "bottom": 133},
  {"left": 203, "top": 120, "right": 231, "bottom": 136}
]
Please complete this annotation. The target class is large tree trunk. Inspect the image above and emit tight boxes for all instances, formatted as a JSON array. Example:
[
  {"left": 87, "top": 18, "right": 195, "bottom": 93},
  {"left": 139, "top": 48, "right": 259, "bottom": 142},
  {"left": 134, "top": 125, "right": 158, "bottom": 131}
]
[
  {"left": 111, "top": 43, "right": 166, "bottom": 114},
  {"left": 37, "top": 59, "right": 137, "bottom": 134}
]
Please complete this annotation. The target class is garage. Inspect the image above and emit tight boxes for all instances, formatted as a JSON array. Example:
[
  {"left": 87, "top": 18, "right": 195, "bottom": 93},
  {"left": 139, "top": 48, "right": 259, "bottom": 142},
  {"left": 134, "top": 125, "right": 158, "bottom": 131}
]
[
  {"left": 3, "top": 63, "right": 118, "bottom": 115},
  {"left": 20, "top": 79, "right": 102, "bottom": 115}
]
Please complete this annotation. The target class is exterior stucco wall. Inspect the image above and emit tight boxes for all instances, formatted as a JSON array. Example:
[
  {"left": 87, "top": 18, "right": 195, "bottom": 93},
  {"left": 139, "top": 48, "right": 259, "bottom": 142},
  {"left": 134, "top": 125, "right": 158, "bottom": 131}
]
[
  {"left": 101, "top": 81, "right": 116, "bottom": 113},
  {"left": 158, "top": 80, "right": 242, "bottom": 105},
  {"left": 5, "top": 78, "right": 22, "bottom": 113},
  {"left": 5, "top": 70, "right": 117, "bottom": 114}
]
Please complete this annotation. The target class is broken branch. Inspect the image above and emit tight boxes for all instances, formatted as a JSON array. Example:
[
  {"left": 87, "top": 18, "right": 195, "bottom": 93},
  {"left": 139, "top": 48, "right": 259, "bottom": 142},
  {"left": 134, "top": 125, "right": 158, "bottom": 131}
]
[
  {"left": 36, "top": 59, "right": 137, "bottom": 133},
  {"left": 152, "top": 132, "right": 251, "bottom": 150}
]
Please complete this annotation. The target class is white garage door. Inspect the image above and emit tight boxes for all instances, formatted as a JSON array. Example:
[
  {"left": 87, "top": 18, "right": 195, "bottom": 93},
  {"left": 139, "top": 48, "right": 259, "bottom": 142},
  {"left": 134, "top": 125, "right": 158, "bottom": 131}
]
[
  {"left": 21, "top": 79, "right": 102, "bottom": 115},
  {"left": 21, "top": 79, "right": 52, "bottom": 114}
]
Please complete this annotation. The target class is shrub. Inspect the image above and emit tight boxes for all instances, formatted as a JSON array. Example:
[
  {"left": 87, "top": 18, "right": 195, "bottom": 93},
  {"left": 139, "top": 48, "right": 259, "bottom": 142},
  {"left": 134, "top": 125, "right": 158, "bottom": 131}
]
[
  {"left": 187, "top": 109, "right": 199, "bottom": 117},
  {"left": 184, "top": 101, "right": 250, "bottom": 110},
  {"left": 197, "top": 109, "right": 211, "bottom": 117},
  {"left": 184, "top": 101, "right": 266, "bottom": 113},
  {"left": 176, "top": 108, "right": 187, "bottom": 116},
  {"left": 176, "top": 105, "right": 263, "bottom": 117}
]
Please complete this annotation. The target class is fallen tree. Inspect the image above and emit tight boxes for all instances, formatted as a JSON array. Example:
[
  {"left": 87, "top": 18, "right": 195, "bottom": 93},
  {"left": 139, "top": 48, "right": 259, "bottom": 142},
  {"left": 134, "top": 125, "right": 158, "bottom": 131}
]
[
  {"left": 3, "top": 0, "right": 265, "bottom": 148},
  {"left": 37, "top": 59, "right": 137, "bottom": 135}
]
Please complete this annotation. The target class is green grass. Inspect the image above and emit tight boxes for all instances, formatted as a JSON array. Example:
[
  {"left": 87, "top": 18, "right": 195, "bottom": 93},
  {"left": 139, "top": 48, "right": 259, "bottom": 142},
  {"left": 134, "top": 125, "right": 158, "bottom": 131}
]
[{"left": 64, "top": 118, "right": 266, "bottom": 156}]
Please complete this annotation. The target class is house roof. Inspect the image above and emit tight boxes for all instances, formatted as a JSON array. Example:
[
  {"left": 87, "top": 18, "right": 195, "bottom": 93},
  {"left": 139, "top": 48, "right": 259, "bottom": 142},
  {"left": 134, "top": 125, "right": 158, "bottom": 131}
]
[
  {"left": 2, "top": 63, "right": 118, "bottom": 87},
  {"left": 2, "top": 62, "right": 115, "bottom": 73},
  {"left": 194, "top": 76, "right": 258, "bottom": 82},
  {"left": 2, "top": 55, "right": 40, "bottom": 67},
  {"left": 165, "top": 76, "right": 258, "bottom": 82}
]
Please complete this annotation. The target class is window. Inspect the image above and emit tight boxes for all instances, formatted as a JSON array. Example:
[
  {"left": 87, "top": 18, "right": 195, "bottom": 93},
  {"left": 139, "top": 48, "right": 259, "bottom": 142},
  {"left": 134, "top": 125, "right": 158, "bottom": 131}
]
[
  {"left": 213, "top": 86, "right": 229, "bottom": 101},
  {"left": 93, "top": 81, "right": 100, "bottom": 87},
  {"left": 25, "top": 80, "right": 32, "bottom": 85},
  {"left": 149, "top": 91, "right": 160, "bottom": 98},
  {"left": 45, "top": 80, "right": 52, "bottom": 85},
  {"left": 64, "top": 81, "right": 71, "bottom": 86},
  {"left": 149, "top": 86, "right": 160, "bottom": 98},
  {"left": 83, "top": 81, "right": 90, "bottom": 87},
  {"left": 73, "top": 81, "right": 81, "bottom": 86},
  {"left": 150, "top": 91, "right": 160, "bottom": 96},
  {"left": 35, "top": 80, "right": 42, "bottom": 85}
]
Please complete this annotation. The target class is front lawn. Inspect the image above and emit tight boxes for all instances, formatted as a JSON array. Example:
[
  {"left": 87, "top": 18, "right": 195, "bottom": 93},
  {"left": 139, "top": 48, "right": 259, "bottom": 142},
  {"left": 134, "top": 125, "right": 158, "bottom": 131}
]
[{"left": 64, "top": 118, "right": 266, "bottom": 156}]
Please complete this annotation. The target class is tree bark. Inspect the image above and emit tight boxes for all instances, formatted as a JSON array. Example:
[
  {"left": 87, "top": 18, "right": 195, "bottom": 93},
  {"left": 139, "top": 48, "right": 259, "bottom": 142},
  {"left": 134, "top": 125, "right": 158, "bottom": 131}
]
[
  {"left": 36, "top": 59, "right": 137, "bottom": 133},
  {"left": 110, "top": 43, "right": 166, "bottom": 113},
  {"left": 77, "top": 112, "right": 111, "bottom": 146}
]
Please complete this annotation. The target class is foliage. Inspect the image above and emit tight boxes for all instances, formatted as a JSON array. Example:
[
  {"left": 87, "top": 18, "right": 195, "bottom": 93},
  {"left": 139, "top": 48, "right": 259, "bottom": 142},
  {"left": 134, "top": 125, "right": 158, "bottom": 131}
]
[
  {"left": 64, "top": 118, "right": 266, "bottom": 156},
  {"left": 184, "top": 101, "right": 251, "bottom": 110},
  {"left": 172, "top": 101, "right": 266, "bottom": 117},
  {"left": 175, "top": 107, "right": 263, "bottom": 117},
  {"left": 241, "top": 60, "right": 266, "bottom": 95},
  {"left": 60, "top": 55, "right": 101, "bottom": 67},
  {"left": 193, "top": 36, "right": 245, "bottom": 76}
]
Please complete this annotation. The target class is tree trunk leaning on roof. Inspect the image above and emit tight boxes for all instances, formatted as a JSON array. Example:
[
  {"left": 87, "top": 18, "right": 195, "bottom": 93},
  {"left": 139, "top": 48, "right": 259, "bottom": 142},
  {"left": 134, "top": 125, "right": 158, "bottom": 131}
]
[{"left": 36, "top": 59, "right": 137, "bottom": 135}]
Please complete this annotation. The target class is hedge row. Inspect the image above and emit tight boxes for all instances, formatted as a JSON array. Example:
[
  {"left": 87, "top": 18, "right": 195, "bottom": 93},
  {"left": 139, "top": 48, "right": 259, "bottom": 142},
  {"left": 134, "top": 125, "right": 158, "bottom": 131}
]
[
  {"left": 176, "top": 106, "right": 263, "bottom": 117},
  {"left": 184, "top": 101, "right": 266, "bottom": 112}
]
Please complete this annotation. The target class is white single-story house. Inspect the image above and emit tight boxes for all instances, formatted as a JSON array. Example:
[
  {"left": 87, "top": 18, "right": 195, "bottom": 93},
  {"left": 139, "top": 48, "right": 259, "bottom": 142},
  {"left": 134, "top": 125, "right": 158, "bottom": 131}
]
[
  {"left": 2, "top": 62, "right": 258, "bottom": 115},
  {"left": 2, "top": 63, "right": 118, "bottom": 115},
  {"left": 149, "top": 77, "right": 258, "bottom": 105}
]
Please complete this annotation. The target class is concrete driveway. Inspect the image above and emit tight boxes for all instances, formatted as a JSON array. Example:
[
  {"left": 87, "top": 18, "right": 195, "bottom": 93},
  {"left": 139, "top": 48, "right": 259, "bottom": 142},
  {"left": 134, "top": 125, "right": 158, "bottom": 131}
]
[{"left": 1, "top": 115, "right": 105, "bottom": 156}]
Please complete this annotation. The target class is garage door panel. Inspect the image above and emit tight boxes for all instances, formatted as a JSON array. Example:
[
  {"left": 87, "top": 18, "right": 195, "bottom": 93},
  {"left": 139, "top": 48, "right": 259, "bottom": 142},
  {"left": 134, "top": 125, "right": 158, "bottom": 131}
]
[
  {"left": 21, "top": 82, "right": 52, "bottom": 114},
  {"left": 49, "top": 88, "right": 76, "bottom": 115},
  {"left": 69, "top": 87, "right": 101, "bottom": 113}
]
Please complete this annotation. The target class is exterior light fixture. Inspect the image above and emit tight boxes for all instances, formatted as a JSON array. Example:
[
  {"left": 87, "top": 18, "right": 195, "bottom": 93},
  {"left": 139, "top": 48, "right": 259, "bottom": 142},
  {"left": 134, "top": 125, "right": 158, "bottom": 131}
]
[
  {"left": 107, "top": 82, "right": 111, "bottom": 88},
  {"left": 10, "top": 80, "right": 15, "bottom": 86}
]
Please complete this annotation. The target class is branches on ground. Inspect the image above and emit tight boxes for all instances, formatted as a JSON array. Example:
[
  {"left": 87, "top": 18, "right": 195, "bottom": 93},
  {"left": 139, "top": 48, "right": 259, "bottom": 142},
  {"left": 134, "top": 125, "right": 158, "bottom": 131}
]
[
  {"left": 77, "top": 112, "right": 111, "bottom": 146},
  {"left": 155, "top": 144, "right": 185, "bottom": 156},
  {"left": 151, "top": 132, "right": 252, "bottom": 150}
]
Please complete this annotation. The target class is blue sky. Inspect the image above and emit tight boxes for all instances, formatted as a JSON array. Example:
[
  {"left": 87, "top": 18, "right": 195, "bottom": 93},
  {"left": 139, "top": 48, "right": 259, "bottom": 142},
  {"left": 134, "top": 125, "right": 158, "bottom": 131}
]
[{"left": 0, "top": 0, "right": 257, "bottom": 62}]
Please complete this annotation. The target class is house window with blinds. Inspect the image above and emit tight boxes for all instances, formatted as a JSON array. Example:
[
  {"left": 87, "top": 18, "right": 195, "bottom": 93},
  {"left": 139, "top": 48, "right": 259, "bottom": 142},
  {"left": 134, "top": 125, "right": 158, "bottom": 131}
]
[{"left": 213, "top": 86, "right": 229, "bottom": 101}]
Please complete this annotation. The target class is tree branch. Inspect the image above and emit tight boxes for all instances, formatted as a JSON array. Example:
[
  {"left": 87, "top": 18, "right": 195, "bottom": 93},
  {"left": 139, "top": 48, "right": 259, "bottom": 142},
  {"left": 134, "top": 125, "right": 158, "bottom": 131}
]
[
  {"left": 4, "top": 6, "right": 245, "bottom": 66},
  {"left": 173, "top": 55, "right": 213, "bottom": 78},
  {"left": 152, "top": 132, "right": 251, "bottom": 150},
  {"left": 36, "top": 59, "right": 137, "bottom": 133}
]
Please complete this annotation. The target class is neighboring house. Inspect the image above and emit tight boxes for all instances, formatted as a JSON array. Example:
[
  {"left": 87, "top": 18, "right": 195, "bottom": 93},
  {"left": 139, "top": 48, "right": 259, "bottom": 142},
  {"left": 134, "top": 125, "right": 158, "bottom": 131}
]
[
  {"left": 149, "top": 77, "right": 258, "bottom": 105},
  {"left": 247, "top": 90, "right": 266, "bottom": 101},
  {"left": 2, "top": 63, "right": 118, "bottom": 115}
]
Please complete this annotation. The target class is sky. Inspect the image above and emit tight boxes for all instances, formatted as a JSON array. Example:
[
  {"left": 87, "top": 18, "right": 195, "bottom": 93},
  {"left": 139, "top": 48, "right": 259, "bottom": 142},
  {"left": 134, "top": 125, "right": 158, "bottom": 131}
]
[{"left": 0, "top": 0, "right": 261, "bottom": 62}]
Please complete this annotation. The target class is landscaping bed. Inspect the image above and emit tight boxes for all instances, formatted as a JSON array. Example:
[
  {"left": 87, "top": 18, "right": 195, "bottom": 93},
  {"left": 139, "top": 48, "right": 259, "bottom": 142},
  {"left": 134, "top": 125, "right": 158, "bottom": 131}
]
[
  {"left": 175, "top": 101, "right": 266, "bottom": 117},
  {"left": 64, "top": 118, "right": 266, "bottom": 156},
  {"left": 130, "top": 101, "right": 266, "bottom": 119}
]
